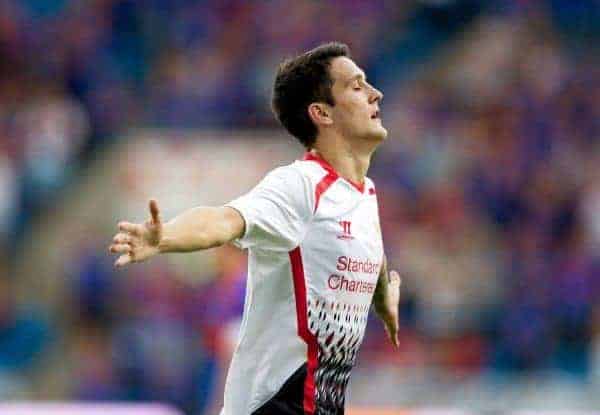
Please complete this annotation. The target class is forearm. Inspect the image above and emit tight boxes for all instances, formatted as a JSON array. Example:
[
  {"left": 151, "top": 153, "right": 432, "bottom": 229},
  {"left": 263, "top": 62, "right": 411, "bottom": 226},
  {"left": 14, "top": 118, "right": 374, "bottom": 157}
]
[
  {"left": 158, "top": 206, "right": 244, "bottom": 253},
  {"left": 372, "top": 255, "right": 390, "bottom": 316},
  {"left": 372, "top": 255, "right": 401, "bottom": 347}
]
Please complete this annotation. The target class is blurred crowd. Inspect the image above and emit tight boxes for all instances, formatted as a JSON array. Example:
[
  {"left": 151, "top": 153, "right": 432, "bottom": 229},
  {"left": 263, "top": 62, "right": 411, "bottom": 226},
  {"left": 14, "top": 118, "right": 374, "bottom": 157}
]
[
  {"left": 368, "top": 14, "right": 599, "bottom": 377},
  {"left": 0, "top": 0, "right": 598, "bottom": 413},
  {"left": 0, "top": 0, "right": 424, "bottom": 249}
]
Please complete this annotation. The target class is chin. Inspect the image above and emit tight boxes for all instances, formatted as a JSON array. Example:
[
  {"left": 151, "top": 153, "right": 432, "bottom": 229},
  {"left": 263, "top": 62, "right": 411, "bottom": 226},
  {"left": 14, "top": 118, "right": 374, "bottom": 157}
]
[{"left": 370, "top": 125, "right": 388, "bottom": 141}]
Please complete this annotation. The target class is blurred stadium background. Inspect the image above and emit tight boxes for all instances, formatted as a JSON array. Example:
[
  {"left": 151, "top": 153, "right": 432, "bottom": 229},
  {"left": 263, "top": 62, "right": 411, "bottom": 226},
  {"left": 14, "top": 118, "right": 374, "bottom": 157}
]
[{"left": 0, "top": 0, "right": 599, "bottom": 414}]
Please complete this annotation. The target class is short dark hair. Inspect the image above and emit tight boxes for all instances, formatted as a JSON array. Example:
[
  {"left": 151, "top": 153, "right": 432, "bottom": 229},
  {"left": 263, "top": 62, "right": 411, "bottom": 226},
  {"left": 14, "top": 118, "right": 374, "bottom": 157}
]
[{"left": 271, "top": 42, "right": 350, "bottom": 148}]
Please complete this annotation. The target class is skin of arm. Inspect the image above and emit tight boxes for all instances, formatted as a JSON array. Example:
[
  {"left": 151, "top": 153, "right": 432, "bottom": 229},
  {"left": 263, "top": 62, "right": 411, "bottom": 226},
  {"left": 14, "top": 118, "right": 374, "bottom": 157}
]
[
  {"left": 372, "top": 255, "right": 390, "bottom": 311},
  {"left": 158, "top": 206, "right": 245, "bottom": 252},
  {"left": 109, "top": 200, "right": 245, "bottom": 267},
  {"left": 372, "top": 254, "right": 401, "bottom": 347}
]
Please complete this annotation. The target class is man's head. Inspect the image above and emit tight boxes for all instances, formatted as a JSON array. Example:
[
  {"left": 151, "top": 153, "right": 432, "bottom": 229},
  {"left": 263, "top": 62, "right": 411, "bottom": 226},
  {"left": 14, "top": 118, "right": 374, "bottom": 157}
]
[{"left": 272, "top": 42, "right": 386, "bottom": 149}]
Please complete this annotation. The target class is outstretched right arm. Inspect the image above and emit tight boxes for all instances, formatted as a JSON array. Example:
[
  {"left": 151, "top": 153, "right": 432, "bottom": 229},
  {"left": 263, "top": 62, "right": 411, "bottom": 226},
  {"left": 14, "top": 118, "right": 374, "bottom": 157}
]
[{"left": 109, "top": 199, "right": 245, "bottom": 267}]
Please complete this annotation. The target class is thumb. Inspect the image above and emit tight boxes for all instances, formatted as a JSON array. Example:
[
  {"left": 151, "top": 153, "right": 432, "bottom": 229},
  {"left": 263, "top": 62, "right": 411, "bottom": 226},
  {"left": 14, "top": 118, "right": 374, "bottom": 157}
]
[{"left": 149, "top": 199, "right": 161, "bottom": 225}]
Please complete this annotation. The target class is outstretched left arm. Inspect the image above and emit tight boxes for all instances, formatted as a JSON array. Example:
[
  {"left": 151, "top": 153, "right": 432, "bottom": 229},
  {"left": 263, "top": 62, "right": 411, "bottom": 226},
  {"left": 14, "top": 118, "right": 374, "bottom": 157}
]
[{"left": 372, "top": 255, "right": 402, "bottom": 348}]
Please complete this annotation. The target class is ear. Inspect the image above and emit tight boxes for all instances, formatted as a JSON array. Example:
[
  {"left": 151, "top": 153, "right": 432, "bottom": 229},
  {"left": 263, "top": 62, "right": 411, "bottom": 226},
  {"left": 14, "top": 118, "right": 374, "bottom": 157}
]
[{"left": 308, "top": 103, "right": 333, "bottom": 127}]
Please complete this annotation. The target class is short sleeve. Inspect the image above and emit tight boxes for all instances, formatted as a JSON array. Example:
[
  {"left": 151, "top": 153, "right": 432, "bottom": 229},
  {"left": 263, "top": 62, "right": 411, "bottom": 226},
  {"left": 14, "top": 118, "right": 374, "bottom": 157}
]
[{"left": 225, "top": 166, "right": 314, "bottom": 252}]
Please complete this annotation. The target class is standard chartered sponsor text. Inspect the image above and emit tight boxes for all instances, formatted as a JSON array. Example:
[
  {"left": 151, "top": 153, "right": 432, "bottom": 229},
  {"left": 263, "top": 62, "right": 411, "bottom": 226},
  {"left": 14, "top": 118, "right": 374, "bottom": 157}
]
[
  {"left": 336, "top": 255, "right": 380, "bottom": 275},
  {"left": 328, "top": 274, "right": 376, "bottom": 294}
]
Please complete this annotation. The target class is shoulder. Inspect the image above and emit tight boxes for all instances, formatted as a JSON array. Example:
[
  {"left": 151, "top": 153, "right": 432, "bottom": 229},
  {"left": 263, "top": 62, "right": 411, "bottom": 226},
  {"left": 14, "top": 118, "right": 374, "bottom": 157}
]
[
  {"left": 289, "top": 159, "right": 332, "bottom": 183},
  {"left": 261, "top": 162, "right": 308, "bottom": 189},
  {"left": 265, "top": 160, "right": 331, "bottom": 190},
  {"left": 259, "top": 159, "right": 341, "bottom": 215},
  {"left": 251, "top": 162, "right": 315, "bottom": 213}
]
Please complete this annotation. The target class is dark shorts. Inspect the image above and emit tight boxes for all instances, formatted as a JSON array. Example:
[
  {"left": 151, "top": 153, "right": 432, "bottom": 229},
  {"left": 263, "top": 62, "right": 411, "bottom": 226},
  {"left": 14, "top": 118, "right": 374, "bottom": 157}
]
[{"left": 251, "top": 363, "right": 344, "bottom": 415}]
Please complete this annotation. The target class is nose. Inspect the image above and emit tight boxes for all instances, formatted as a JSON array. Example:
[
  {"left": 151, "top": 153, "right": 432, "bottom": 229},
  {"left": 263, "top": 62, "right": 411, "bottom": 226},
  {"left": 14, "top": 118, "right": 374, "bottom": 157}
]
[{"left": 369, "top": 85, "right": 383, "bottom": 103}]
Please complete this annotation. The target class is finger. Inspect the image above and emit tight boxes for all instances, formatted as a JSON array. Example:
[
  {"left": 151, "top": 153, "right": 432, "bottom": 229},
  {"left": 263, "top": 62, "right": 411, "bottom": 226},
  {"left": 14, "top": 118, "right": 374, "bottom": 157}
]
[
  {"left": 115, "top": 254, "right": 132, "bottom": 268},
  {"left": 118, "top": 221, "right": 142, "bottom": 236},
  {"left": 385, "top": 325, "right": 399, "bottom": 348},
  {"left": 385, "top": 321, "right": 400, "bottom": 348},
  {"left": 393, "top": 318, "right": 400, "bottom": 348},
  {"left": 109, "top": 243, "right": 132, "bottom": 254},
  {"left": 113, "top": 233, "right": 131, "bottom": 244},
  {"left": 149, "top": 199, "right": 161, "bottom": 225}
]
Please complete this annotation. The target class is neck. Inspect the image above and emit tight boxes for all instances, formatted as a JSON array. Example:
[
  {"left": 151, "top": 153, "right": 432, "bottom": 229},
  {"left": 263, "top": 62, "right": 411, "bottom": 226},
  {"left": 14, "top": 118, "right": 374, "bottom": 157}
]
[{"left": 311, "top": 132, "right": 378, "bottom": 185}]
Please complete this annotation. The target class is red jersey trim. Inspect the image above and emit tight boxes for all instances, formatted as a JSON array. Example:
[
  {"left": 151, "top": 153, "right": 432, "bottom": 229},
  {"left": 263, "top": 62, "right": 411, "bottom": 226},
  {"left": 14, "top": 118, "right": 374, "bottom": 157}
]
[
  {"left": 314, "top": 172, "right": 337, "bottom": 213},
  {"left": 289, "top": 247, "right": 318, "bottom": 414},
  {"left": 303, "top": 152, "right": 365, "bottom": 194}
]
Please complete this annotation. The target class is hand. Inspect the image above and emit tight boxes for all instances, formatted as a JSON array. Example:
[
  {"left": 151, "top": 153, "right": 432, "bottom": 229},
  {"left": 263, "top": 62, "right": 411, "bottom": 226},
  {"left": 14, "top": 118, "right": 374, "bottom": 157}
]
[
  {"left": 379, "top": 270, "right": 402, "bottom": 348},
  {"left": 109, "top": 199, "right": 163, "bottom": 267}
]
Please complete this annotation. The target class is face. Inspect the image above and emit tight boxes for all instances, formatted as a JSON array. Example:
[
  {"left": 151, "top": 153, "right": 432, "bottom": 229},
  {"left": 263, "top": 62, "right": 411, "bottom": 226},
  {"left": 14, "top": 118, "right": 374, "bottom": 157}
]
[{"left": 327, "top": 56, "right": 387, "bottom": 142}]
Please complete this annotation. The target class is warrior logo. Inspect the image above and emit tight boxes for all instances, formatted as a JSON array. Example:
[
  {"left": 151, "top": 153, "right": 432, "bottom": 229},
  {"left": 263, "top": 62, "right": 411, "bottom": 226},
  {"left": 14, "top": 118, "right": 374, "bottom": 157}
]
[{"left": 337, "top": 220, "right": 354, "bottom": 240}]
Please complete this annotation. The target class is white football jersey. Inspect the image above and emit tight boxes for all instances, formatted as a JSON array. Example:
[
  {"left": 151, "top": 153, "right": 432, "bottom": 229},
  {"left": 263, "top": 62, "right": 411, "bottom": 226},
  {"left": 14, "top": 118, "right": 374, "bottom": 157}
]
[{"left": 222, "top": 152, "right": 384, "bottom": 415}]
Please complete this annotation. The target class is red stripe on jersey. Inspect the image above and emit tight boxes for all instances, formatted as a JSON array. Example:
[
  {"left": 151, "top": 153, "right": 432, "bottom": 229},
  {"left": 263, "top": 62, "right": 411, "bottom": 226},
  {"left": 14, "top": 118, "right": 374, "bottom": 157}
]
[
  {"left": 289, "top": 247, "right": 318, "bottom": 414},
  {"left": 303, "top": 151, "right": 365, "bottom": 194},
  {"left": 303, "top": 151, "right": 336, "bottom": 174},
  {"left": 349, "top": 178, "right": 365, "bottom": 194},
  {"left": 314, "top": 172, "right": 337, "bottom": 213}
]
